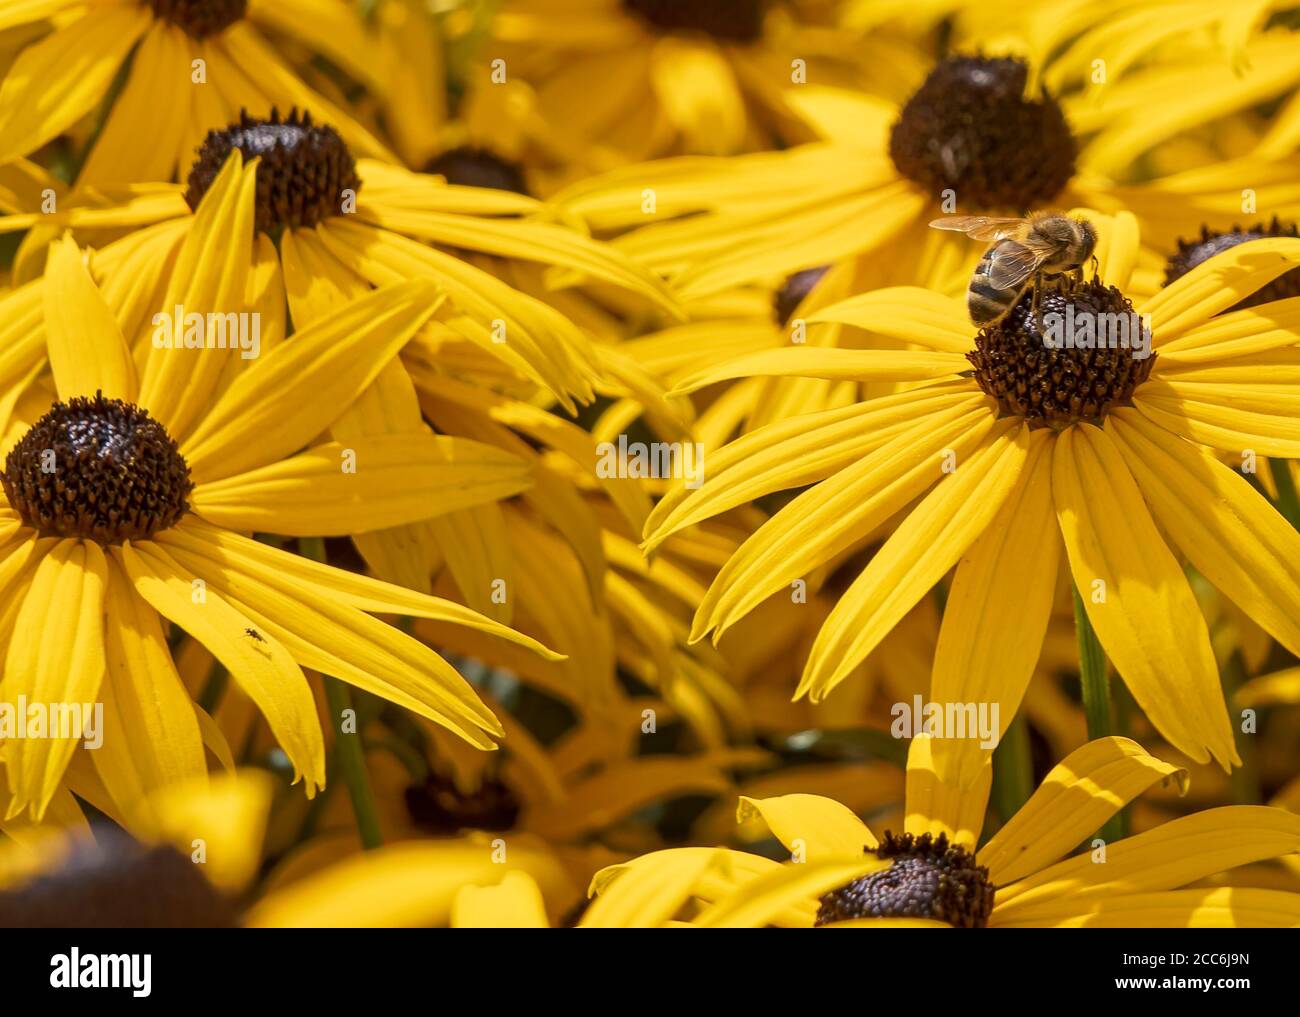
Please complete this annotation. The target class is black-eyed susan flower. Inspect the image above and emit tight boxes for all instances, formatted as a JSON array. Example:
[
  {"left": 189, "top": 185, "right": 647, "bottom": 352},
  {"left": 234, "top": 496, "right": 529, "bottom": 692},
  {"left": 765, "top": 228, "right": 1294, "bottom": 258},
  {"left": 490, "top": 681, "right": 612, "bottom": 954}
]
[
  {"left": 586, "top": 736, "right": 1300, "bottom": 927},
  {"left": 0, "top": 0, "right": 394, "bottom": 186},
  {"left": 0, "top": 218, "right": 563, "bottom": 823},
  {"left": 554, "top": 49, "right": 1300, "bottom": 305},
  {"left": 1, "top": 109, "right": 680, "bottom": 402},
  {"left": 645, "top": 213, "right": 1300, "bottom": 781}
]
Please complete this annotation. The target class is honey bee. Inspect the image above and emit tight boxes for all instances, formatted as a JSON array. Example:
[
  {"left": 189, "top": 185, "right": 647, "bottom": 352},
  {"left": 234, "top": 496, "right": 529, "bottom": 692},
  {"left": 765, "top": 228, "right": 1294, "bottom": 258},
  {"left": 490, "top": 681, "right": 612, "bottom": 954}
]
[{"left": 929, "top": 212, "right": 1098, "bottom": 327}]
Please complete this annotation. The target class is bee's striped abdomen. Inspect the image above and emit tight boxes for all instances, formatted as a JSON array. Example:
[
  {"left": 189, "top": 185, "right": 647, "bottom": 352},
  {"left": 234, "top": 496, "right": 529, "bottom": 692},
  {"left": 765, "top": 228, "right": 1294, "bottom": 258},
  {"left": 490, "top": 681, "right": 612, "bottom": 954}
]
[{"left": 968, "top": 246, "right": 1011, "bottom": 326}]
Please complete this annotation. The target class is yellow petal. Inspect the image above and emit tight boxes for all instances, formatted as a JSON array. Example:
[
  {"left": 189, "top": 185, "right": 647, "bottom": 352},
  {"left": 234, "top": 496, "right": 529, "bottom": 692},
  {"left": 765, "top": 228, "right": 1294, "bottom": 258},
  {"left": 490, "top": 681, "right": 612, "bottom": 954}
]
[
  {"left": 180, "top": 279, "right": 444, "bottom": 483},
  {"left": 693, "top": 401, "right": 998, "bottom": 644},
  {"left": 0, "top": 7, "right": 150, "bottom": 164},
  {"left": 1110, "top": 408, "right": 1300, "bottom": 658},
  {"left": 42, "top": 235, "right": 135, "bottom": 402},
  {"left": 800, "top": 419, "right": 1029, "bottom": 700},
  {"left": 994, "top": 806, "right": 1300, "bottom": 923},
  {"left": 692, "top": 856, "right": 889, "bottom": 928},
  {"left": 191, "top": 434, "right": 531, "bottom": 536},
  {"left": 1051, "top": 423, "right": 1238, "bottom": 770},
  {"left": 140, "top": 771, "right": 272, "bottom": 893},
  {"left": 978, "top": 737, "right": 1188, "bottom": 886},
  {"left": 736, "top": 794, "right": 877, "bottom": 860},
  {"left": 94, "top": 558, "right": 206, "bottom": 827},
  {"left": 115, "top": 539, "right": 326, "bottom": 794},
  {"left": 929, "top": 429, "right": 1057, "bottom": 788},
  {"left": 904, "top": 734, "right": 991, "bottom": 853},
  {"left": 452, "top": 871, "right": 550, "bottom": 929},
  {"left": 2, "top": 540, "right": 107, "bottom": 820},
  {"left": 581, "top": 848, "right": 728, "bottom": 928}
]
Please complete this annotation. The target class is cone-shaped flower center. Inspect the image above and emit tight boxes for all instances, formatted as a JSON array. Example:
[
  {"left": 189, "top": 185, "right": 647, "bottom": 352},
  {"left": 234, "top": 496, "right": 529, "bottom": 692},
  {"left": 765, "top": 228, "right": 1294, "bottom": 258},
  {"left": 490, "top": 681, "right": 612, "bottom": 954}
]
[
  {"left": 185, "top": 109, "right": 361, "bottom": 236},
  {"left": 967, "top": 279, "right": 1156, "bottom": 426},
  {"left": 147, "top": 0, "right": 246, "bottom": 40},
  {"left": 3, "top": 393, "right": 193, "bottom": 544},
  {"left": 816, "top": 831, "right": 994, "bottom": 928},
  {"left": 404, "top": 772, "right": 521, "bottom": 835},
  {"left": 890, "top": 56, "right": 1076, "bottom": 211},
  {"left": 622, "top": 0, "right": 768, "bottom": 42},
  {"left": 424, "top": 146, "right": 530, "bottom": 195},
  {"left": 1165, "top": 217, "right": 1300, "bottom": 310}
]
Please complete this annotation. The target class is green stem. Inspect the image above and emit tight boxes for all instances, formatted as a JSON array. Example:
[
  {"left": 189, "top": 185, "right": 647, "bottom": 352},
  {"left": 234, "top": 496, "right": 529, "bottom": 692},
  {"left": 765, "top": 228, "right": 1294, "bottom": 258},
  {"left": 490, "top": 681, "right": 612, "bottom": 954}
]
[
  {"left": 299, "top": 537, "right": 383, "bottom": 850},
  {"left": 991, "top": 712, "right": 1033, "bottom": 826},
  {"left": 1072, "top": 584, "right": 1126, "bottom": 841},
  {"left": 323, "top": 677, "right": 383, "bottom": 850},
  {"left": 1269, "top": 458, "right": 1300, "bottom": 531}
]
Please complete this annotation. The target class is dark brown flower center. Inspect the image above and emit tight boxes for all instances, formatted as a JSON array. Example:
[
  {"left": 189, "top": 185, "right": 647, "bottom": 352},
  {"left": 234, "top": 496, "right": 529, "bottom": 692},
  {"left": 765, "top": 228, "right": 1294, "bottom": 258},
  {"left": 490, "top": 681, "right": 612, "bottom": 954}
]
[
  {"left": 1165, "top": 218, "right": 1300, "bottom": 311},
  {"left": 0, "top": 834, "right": 238, "bottom": 928},
  {"left": 967, "top": 279, "right": 1156, "bottom": 426},
  {"left": 185, "top": 109, "right": 361, "bottom": 236},
  {"left": 2, "top": 393, "right": 192, "bottom": 544},
  {"left": 147, "top": 0, "right": 246, "bottom": 40},
  {"left": 774, "top": 265, "right": 829, "bottom": 324},
  {"left": 816, "top": 831, "right": 994, "bottom": 928},
  {"left": 890, "top": 56, "right": 1076, "bottom": 211},
  {"left": 622, "top": 0, "right": 768, "bottom": 42},
  {"left": 424, "top": 146, "right": 530, "bottom": 196},
  {"left": 404, "top": 772, "right": 520, "bottom": 835}
]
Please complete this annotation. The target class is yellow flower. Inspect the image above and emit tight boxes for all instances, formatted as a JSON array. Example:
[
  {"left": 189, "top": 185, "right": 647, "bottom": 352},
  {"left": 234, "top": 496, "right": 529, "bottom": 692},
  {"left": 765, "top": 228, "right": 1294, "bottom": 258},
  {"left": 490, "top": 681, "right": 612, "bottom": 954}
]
[
  {"left": 463, "top": 0, "right": 931, "bottom": 171},
  {"left": 646, "top": 212, "right": 1300, "bottom": 779},
  {"left": 553, "top": 48, "right": 1300, "bottom": 304},
  {"left": 0, "top": 0, "right": 395, "bottom": 186},
  {"left": 585, "top": 736, "right": 1300, "bottom": 927},
  {"left": 0, "top": 212, "right": 562, "bottom": 823}
]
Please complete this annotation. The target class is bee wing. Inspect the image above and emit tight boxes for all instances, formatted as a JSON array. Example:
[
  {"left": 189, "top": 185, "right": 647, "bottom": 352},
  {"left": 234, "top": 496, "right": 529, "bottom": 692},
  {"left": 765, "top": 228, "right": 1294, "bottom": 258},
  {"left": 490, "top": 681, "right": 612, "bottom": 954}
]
[
  {"left": 987, "top": 241, "right": 1045, "bottom": 289},
  {"left": 929, "top": 215, "right": 1028, "bottom": 241}
]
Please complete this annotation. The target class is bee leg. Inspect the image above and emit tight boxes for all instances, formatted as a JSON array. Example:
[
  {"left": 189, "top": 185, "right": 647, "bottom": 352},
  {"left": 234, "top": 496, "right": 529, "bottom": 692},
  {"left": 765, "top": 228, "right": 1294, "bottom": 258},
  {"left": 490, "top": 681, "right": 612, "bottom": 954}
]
[{"left": 1090, "top": 255, "right": 1100, "bottom": 280}]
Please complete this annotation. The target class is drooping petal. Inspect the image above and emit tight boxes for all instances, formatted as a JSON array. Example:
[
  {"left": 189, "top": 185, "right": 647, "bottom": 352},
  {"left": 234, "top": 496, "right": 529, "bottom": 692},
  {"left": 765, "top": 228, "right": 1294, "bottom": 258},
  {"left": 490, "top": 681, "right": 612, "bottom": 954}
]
[
  {"left": 1110, "top": 408, "right": 1300, "bottom": 658},
  {"left": 799, "top": 419, "right": 1029, "bottom": 700},
  {"left": 1051, "top": 423, "right": 1238, "bottom": 770},
  {"left": 929, "top": 428, "right": 1057, "bottom": 788},
  {"left": 993, "top": 807, "right": 1300, "bottom": 923},
  {"left": 115, "top": 540, "right": 326, "bottom": 794},
  {"left": 2, "top": 540, "right": 107, "bottom": 821},
  {"left": 978, "top": 737, "right": 1188, "bottom": 886}
]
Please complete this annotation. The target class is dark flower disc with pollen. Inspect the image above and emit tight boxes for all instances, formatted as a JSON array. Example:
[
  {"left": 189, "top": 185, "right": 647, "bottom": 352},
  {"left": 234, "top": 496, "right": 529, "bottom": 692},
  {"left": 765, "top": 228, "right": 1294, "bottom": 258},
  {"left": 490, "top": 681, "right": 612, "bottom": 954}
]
[
  {"left": 2, "top": 393, "right": 193, "bottom": 545},
  {"left": 424, "top": 146, "right": 530, "bottom": 196},
  {"left": 890, "top": 56, "right": 1076, "bottom": 211},
  {"left": 816, "top": 831, "right": 995, "bottom": 928},
  {"left": 0, "top": 833, "right": 238, "bottom": 928},
  {"left": 148, "top": 0, "right": 246, "bottom": 40},
  {"left": 404, "top": 772, "right": 521, "bottom": 835},
  {"left": 185, "top": 108, "right": 361, "bottom": 236},
  {"left": 967, "top": 279, "right": 1156, "bottom": 426},
  {"left": 1164, "top": 217, "right": 1300, "bottom": 311},
  {"left": 622, "top": 0, "right": 768, "bottom": 43}
]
